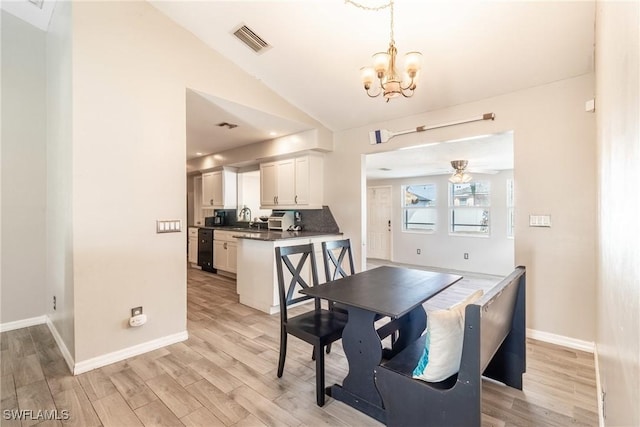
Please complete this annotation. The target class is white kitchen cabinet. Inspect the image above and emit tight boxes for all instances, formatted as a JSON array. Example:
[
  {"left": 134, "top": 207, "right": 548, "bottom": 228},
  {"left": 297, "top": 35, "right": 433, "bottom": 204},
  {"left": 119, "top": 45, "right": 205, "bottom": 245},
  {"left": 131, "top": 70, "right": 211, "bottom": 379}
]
[
  {"left": 259, "top": 155, "right": 323, "bottom": 209},
  {"left": 193, "top": 176, "right": 205, "bottom": 227},
  {"left": 213, "top": 230, "right": 240, "bottom": 274},
  {"left": 260, "top": 162, "right": 278, "bottom": 207},
  {"left": 188, "top": 227, "right": 199, "bottom": 266},
  {"left": 202, "top": 168, "right": 237, "bottom": 208}
]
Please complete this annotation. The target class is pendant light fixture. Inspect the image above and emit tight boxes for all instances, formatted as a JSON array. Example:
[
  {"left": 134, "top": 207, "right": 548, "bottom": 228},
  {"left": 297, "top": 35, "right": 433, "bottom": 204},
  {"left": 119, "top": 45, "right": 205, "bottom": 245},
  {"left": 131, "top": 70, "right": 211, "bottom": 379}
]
[{"left": 348, "top": 0, "right": 423, "bottom": 102}]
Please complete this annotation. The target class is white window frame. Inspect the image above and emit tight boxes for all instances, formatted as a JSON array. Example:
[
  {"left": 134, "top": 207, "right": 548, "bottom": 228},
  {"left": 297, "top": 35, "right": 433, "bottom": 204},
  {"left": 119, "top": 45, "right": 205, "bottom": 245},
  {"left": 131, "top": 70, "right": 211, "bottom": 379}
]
[
  {"left": 402, "top": 184, "right": 437, "bottom": 233},
  {"left": 449, "top": 181, "right": 491, "bottom": 237}
]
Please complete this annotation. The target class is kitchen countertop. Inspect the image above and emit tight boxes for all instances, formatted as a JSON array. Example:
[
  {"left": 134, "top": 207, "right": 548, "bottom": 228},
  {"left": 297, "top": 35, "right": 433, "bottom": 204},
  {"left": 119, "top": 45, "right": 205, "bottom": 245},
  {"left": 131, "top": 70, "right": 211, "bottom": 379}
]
[
  {"left": 189, "top": 225, "right": 341, "bottom": 241},
  {"left": 234, "top": 230, "right": 342, "bottom": 241}
]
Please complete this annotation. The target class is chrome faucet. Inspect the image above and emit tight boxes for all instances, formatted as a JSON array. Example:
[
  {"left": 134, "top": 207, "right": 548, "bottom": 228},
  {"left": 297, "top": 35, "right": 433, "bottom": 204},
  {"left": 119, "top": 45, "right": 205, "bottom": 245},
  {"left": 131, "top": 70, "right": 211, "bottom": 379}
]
[{"left": 239, "top": 206, "right": 251, "bottom": 221}]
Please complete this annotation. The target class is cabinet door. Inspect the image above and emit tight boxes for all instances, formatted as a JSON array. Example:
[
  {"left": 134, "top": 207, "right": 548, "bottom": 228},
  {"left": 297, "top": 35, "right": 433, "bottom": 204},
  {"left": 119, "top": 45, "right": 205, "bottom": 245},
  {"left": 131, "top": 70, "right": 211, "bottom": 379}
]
[
  {"left": 260, "top": 162, "right": 278, "bottom": 206},
  {"left": 211, "top": 171, "right": 223, "bottom": 206},
  {"left": 193, "top": 176, "right": 205, "bottom": 225},
  {"left": 294, "top": 157, "right": 309, "bottom": 205},
  {"left": 277, "top": 159, "right": 296, "bottom": 205},
  {"left": 228, "top": 242, "right": 237, "bottom": 274},
  {"left": 213, "top": 240, "right": 226, "bottom": 270},
  {"left": 202, "top": 172, "right": 215, "bottom": 207},
  {"left": 188, "top": 237, "right": 198, "bottom": 264}
]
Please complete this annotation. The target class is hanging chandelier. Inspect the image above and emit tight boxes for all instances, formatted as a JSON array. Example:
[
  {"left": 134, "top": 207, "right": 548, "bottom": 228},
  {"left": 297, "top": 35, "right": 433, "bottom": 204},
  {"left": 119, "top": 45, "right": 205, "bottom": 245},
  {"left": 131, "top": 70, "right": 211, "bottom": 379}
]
[{"left": 349, "top": 0, "right": 423, "bottom": 101}]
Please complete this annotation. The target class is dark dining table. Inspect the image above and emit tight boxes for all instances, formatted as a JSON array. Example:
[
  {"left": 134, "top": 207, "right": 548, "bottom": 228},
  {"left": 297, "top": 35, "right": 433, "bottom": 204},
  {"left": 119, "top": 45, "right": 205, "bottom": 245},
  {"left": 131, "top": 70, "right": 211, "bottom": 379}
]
[{"left": 300, "top": 265, "right": 462, "bottom": 422}]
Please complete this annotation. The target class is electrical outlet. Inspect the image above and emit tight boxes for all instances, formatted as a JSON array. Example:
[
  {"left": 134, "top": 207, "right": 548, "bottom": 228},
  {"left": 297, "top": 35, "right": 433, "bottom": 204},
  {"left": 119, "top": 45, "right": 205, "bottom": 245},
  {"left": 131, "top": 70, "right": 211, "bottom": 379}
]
[
  {"left": 464, "top": 253, "right": 469, "bottom": 260},
  {"left": 416, "top": 249, "right": 421, "bottom": 255},
  {"left": 53, "top": 296, "right": 56, "bottom": 310},
  {"left": 131, "top": 306, "right": 143, "bottom": 317}
]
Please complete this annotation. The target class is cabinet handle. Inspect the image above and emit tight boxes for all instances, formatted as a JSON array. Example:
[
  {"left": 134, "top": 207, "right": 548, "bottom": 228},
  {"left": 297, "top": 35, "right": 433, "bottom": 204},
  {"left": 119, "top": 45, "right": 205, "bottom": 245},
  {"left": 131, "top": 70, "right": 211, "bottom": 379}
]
[
  {"left": 295, "top": 195, "right": 298, "bottom": 204},
  {"left": 210, "top": 199, "right": 213, "bottom": 205},
  {"left": 224, "top": 242, "right": 227, "bottom": 249},
  {"left": 273, "top": 196, "right": 276, "bottom": 204},
  {"left": 276, "top": 196, "right": 279, "bottom": 204}
]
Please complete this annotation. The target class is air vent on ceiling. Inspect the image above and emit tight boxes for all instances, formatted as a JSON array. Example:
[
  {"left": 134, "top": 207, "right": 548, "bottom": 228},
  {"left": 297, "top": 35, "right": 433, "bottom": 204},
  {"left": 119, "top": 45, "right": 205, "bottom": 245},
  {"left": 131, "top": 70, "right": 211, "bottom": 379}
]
[
  {"left": 379, "top": 167, "right": 392, "bottom": 171},
  {"left": 232, "top": 24, "right": 271, "bottom": 54},
  {"left": 217, "top": 122, "right": 238, "bottom": 130}
]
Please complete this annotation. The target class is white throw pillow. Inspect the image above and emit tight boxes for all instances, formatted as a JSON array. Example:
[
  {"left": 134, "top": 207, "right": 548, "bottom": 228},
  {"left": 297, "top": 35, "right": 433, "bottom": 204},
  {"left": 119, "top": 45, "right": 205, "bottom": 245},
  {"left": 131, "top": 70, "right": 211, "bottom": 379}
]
[{"left": 412, "top": 289, "right": 484, "bottom": 382}]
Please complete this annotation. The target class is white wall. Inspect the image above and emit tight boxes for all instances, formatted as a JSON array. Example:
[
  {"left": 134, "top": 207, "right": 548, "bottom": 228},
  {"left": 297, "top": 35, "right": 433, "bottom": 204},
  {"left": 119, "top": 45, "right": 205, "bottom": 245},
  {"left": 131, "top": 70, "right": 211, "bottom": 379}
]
[
  {"left": 326, "top": 74, "right": 597, "bottom": 342},
  {"left": 69, "top": 1, "right": 331, "bottom": 364},
  {"left": 368, "top": 170, "right": 514, "bottom": 275},
  {"left": 595, "top": 1, "right": 640, "bottom": 425},
  {"left": 237, "top": 170, "right": 271, "bottom": 221},
  {"left": 46, "top": 0, "right": 75, "bottom": 355},
  {"left": 1, "top": 11, "right": 47, "bottom": 324}
]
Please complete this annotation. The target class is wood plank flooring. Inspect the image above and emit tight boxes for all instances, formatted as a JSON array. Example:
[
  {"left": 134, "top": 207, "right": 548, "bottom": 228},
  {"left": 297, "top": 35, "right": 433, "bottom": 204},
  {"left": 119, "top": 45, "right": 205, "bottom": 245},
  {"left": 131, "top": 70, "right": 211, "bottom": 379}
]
[{"left": 0, "top": 266, "right": 598, "bottom": 426}]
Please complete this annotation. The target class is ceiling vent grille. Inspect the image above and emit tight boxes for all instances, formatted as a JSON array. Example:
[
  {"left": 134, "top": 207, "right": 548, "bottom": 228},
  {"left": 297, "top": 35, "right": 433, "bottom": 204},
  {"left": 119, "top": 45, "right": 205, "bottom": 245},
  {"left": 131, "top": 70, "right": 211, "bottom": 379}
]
[{"left": 233, "top": 24, "right": 271, "bottom": 54}]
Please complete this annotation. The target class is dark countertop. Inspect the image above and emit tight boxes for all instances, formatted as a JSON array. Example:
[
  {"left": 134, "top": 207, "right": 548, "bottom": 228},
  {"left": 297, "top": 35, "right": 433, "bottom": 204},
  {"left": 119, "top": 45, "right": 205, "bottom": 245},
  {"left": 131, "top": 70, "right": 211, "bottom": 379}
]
[
  {"left": 188, "top": 225, "right": 340, "bottom": 241},
  {"left": 234, "top": 230, "right": 342, "bottom": 241}
]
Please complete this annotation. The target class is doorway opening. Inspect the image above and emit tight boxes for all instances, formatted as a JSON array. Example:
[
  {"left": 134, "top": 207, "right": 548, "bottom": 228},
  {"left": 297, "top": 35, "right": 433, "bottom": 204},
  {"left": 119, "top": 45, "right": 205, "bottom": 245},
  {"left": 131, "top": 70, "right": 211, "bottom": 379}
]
[{"left": 364, "top": 131, "right": 514, "bottom": 277}]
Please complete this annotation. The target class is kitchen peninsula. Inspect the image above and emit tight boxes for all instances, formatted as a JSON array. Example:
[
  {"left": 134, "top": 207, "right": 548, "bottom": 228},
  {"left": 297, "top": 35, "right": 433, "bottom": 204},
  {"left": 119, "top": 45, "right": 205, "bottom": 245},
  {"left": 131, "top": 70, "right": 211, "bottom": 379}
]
[{"left": 235, "top": 230, "right": 343, "bottom": 314}]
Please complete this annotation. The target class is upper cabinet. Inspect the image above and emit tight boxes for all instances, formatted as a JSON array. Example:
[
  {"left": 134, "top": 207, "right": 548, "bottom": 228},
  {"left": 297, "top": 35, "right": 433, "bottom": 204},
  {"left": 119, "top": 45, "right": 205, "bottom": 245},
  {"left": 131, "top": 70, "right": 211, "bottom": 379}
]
[
  {"left": 260, "top": 155, "right": 323, "bottom": 209},
  {"left": 202, "top": 168, "right": 237, "bottom": 208}
]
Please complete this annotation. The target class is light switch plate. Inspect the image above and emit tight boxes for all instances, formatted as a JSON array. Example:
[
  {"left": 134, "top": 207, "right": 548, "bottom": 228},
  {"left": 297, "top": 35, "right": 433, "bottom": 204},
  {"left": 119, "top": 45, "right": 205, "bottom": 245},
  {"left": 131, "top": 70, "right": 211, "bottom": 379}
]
[
  {"left": 529, "top": 215, "right": 551, "bottom": 227},
  {"left": 156, "top": 220, "right": 182, "bottom": 233}
]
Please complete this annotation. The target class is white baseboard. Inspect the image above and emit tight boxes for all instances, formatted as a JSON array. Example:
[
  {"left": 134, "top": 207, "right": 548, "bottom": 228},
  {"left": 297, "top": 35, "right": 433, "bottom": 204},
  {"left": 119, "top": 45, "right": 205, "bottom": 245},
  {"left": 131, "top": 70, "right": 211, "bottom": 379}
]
[
  {"left": 527, "top": 328, "right": 595, "bottom": 353},
  {"left": 73, "top": 330, "right": 189, "bottom": 375},
  {"left": 46, "top": 317, "right": 75, "bottom": 373},
  {"left": 0, "top": 315, "right": 47, "bottom": 332},
  {"left": 594, "top": 344, "right": 604, "bottom": 426}
]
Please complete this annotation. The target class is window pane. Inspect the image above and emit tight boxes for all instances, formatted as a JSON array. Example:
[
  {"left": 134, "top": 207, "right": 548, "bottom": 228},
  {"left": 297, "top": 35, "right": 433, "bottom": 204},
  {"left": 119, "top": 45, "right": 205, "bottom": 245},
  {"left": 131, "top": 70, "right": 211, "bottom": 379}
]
[
  {"left": 450, "top": 208, "right": 490, "bottom": 234},
  {"left": 450, "top": 182, "right": 491, "bottom": 207},
  {"left": 404, "top": 208, "right": 436, "bottom": 231},
  {"left": 404, "top": 184, "right": 436, "bottom": 207}
]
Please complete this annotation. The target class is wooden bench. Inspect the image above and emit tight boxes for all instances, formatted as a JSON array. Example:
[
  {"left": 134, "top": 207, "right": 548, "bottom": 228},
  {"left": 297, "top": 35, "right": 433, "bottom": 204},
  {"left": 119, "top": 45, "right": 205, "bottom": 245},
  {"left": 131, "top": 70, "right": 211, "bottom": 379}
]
[{"left": 374, "top": 266, "right": 526, "bottom": 427}]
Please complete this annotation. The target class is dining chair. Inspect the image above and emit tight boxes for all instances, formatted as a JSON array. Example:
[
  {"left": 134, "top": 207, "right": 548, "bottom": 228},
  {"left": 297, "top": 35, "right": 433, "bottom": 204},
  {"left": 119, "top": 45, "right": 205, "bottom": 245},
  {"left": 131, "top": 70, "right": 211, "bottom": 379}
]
[
  {"left": 275, "top": 243, "right": 348, "bottom": 406},
  {"left": 321, "top": 238, "right": 396, "bottom": 348}
]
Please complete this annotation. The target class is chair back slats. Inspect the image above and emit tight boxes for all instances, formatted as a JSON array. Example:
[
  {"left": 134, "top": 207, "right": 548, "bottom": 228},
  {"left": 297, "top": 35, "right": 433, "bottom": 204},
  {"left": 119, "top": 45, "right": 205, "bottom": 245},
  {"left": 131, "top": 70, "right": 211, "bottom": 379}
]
[
  {"left": 275, "top": 244, "right": 320, "bottom": 321},
  {"left": 321, "top": 239, "right": 355, "bottom": 282}
]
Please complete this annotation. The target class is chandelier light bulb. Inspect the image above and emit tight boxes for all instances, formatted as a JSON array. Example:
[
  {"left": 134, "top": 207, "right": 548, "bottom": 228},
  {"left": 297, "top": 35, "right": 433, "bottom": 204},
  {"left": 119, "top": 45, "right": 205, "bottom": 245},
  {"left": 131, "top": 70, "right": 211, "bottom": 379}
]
[{"left": 357, "top": 0, "right": 422, "bottom": 101}]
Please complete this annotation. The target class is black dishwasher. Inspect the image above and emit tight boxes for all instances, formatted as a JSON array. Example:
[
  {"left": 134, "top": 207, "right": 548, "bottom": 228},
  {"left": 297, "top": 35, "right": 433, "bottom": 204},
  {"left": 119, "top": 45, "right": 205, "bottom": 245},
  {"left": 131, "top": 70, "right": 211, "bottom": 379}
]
[{"left": 197, "top": 228, "right": 216, "bottom": 273}]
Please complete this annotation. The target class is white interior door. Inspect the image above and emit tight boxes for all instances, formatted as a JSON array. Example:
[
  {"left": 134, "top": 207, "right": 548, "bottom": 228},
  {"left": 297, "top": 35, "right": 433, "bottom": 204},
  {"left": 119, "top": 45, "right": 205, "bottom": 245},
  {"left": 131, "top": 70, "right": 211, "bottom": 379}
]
[{"left": 367, "top": 186, "right": 392, "bottom": 260}]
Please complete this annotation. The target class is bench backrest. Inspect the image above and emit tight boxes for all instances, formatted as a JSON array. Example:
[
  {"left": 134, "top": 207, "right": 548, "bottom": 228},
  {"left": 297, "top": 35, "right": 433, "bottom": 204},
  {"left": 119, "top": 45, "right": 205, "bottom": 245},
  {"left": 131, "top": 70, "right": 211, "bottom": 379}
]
[{"left": 460, "top": 266, "right": 526, "bottom": 380}]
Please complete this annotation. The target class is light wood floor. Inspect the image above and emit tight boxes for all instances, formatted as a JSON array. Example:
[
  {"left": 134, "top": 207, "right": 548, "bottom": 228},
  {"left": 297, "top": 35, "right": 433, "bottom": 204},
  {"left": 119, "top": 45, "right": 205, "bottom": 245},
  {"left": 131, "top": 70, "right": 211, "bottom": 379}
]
[{"left": 0, "top": 267, "right": 598, "bottom": 426}]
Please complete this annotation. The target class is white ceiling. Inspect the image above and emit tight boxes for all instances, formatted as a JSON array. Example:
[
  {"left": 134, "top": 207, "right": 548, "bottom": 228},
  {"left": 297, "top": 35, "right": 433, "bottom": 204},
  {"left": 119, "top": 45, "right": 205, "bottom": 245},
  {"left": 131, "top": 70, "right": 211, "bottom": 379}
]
[
  {"left": 186, "top": 90, "right": 312, "bottom": 159},
  {"left": 4, "top": 0, "right": 595, "bottom": 172},
  {"left": 152, "top": 0, "right": 595, "bottom": 134},
  {"left": 366, "top": 131, "right": 513, "bottom": 179}
]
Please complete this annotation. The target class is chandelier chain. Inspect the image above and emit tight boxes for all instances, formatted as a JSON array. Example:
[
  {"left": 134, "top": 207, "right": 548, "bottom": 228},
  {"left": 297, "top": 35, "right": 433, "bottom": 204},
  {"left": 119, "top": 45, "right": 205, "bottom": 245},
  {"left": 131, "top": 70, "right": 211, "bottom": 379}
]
[
  {"left": 344, "top": 0, "right": 391, "bottom": 12},
  {"left": 345, "top": 0, "right": 395, "bottom": 43}
]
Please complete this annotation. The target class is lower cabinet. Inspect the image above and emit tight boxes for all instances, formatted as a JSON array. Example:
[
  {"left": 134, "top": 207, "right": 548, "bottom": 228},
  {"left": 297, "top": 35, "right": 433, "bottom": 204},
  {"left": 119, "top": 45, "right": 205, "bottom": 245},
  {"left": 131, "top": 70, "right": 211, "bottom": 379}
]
[
  {"left": 188, "top": 227, "right": 199, "bottom": 266},
  {"left": 213, "top": 230, "right": 238, "bottom": 274}
]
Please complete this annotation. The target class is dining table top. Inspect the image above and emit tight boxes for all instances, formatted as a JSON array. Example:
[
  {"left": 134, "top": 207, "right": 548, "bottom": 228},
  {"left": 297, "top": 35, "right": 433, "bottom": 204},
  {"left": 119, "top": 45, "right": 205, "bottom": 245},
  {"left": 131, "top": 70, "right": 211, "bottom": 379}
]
[{"left": 301, "top": 266, "right": 463, "bottom": 318}]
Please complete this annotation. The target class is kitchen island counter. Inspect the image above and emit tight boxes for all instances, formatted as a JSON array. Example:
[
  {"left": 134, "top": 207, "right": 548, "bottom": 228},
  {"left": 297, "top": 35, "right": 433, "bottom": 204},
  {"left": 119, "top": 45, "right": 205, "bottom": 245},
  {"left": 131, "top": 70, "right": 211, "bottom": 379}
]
[
  {"left": 234, "top": 230, "right": 342, "bottom": 241},
  {"left": 236, "top": 232, "right": 344, "bottom": 314}
]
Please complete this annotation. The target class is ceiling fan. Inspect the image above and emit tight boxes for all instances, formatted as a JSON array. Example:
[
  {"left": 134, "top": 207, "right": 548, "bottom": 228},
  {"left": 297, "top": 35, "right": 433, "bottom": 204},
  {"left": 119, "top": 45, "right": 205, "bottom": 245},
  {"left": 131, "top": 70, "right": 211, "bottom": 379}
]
[{"left": 448, "top": 160, "right": 499, "bottom": 183}]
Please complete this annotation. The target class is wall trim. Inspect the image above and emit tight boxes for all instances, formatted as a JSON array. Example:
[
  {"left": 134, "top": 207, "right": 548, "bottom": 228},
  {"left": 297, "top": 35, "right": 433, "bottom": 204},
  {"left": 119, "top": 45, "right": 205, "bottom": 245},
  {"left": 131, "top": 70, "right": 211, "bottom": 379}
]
[
  {"left": 46, "top": 317, "right": 75, "bottom": 373},
  {"left": 73, "top": 330, "right": 189, "bottom": 375},
  {"left": 594, "top": 343, "right": 604, "bottom": 426},
  {"left": 0, "top": 315, "right": 47, "bottom": 332},
  {"left": 527, "top": 328, "right": 595, "bottom": 353}
]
